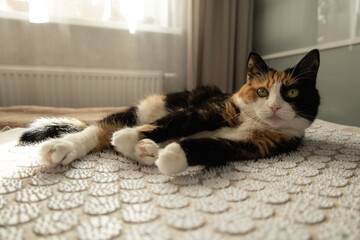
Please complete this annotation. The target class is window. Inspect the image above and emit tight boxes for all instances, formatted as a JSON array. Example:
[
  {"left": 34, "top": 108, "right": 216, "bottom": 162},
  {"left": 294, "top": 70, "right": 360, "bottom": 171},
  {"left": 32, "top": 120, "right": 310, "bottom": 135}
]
[
  {"left": 0, "top": 0, "right": 184, "bottom": 34},
  {"left": 254, "top": 0, "right": 360, "bottom": 58},
  {"left": 318, "top": 0, "right": 360, "bottom": 44}
]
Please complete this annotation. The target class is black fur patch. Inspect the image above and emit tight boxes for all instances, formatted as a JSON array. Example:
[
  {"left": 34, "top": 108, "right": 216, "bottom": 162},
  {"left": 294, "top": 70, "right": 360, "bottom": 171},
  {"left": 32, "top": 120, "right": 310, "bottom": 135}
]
[
  {"left": 280, "top": 83, "right": 320, "bottom": 122},
  {"left": 165, "top": 90, "right": 191, "bottom": 110},
  {"left": 19, "top": 124, "right": 80, "bottom": 144},
  {"left": 282, "top": 49, "right": 320, "bottom": 122},
  {"left": 180, "top": 138, "right": 245, "bottom": 166},
  {"left": 99, "top": 107, "right": 138, "bottom": 126},
  {"left": 179, "top": 136, "right": 302, "bottom": 167}
]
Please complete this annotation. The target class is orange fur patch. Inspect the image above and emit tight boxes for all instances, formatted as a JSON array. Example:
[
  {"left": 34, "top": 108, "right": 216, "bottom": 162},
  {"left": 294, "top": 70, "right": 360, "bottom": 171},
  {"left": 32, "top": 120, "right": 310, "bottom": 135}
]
[
  {"left": 270, "top": 70, "right": 295, "bottom": 86},
  {"left": 136, "top": 125, "right": 158, "bottom": 139},
  {"left": 145, "top": 95, "right": 166, "bottom": 104},
  {"left": 222, "top": 101, "right": 242, "bottom": 127},
  {"left": 236, "top": 84, "right": 258, "bottom": 104},
  {"left": 93, "top": 123, "right": 123, "bottom": 152},
  {"left": 249, "top": 129, "right": 291, "bottom": 157}
]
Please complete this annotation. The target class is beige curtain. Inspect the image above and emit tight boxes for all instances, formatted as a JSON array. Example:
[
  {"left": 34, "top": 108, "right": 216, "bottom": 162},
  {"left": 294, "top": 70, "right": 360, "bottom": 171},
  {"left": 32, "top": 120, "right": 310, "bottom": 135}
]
[{"left": 187, "top": 0, "right": 253, "bottom": 93}]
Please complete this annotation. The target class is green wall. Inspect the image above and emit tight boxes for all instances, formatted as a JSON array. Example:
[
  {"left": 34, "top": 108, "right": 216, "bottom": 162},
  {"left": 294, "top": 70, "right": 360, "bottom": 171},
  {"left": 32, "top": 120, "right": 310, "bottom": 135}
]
[{"left": 253, "top": 0, "right": 360, "bottom": 127}]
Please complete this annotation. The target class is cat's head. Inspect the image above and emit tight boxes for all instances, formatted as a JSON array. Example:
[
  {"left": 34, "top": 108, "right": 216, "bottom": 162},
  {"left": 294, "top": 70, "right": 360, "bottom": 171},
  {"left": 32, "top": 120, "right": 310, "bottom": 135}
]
[{"left": 235, "top": 49, "right": 320, "bottom": 134}]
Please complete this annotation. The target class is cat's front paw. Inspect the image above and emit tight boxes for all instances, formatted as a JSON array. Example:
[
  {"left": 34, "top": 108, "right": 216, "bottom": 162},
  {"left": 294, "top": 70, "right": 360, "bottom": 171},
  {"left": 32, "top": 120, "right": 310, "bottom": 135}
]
[
  {"left": 155, "top": 143, "right": 188, "bottom": 175},
  {"left": 38, "top": 139, "right": 77, "bottom": 165},
  {"left": 134, "top": 139, "right": 159, "bottom": 165},
  {"left": 111, "top": 128, "right": 139, "bottom": 159}
]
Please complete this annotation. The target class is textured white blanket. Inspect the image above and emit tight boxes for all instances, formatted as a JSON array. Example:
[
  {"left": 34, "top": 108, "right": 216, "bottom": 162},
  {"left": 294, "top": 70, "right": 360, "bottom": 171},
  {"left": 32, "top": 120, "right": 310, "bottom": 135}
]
[{"left": 0, "top": 121, "right": 359, "bottom": 240}]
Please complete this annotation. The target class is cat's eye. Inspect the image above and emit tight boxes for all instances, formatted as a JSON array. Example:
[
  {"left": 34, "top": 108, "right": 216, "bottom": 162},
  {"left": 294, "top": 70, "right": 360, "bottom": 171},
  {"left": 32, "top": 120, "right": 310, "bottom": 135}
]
[
  {"left": 286, "top": 89, "right": 299, "bottom": 98},
  {"left": 257, "top": 88, "right": 268, "bottom": 97}
]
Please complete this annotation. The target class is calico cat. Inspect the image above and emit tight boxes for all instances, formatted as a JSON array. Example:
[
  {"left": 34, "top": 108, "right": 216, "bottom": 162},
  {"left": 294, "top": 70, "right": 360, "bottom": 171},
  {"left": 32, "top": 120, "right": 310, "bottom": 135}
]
[{"left": 20, "top": 49, "right": 320, "bottom": 175}]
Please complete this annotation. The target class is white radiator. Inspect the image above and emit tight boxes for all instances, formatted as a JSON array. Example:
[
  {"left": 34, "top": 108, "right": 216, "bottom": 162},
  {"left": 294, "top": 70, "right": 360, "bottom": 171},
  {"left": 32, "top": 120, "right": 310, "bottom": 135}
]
[{"left": 0, "top": 65, "right": 163, "bottom": 107}]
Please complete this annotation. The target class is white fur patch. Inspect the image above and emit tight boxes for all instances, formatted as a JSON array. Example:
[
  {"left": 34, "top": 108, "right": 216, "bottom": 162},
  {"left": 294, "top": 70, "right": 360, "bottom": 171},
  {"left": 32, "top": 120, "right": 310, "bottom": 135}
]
[
  {"left": 277, "top": 117, "right": 311, "bottom": 137},
  {"left": 267, "top": 82, "right": 284, "bottom": 110},
  {"left": 38, "top": 125, "right": 98, "bottom": 165},
  {"left": 134, "top": 139, "right": 159, "bottom": 165},
  {"left": 29, "top": 117, "right": 84, "bottom": 130},
  {"left": 137, "top": 96, "right": 168, "bottom": 125},
  {"left": 213, "top": 119, "right": 253, "bottom": 140},
  {"left": 111, "top": 128, "right": 139, "bottom": 160},
  {"left": 155, "top": 143, "right": 188, "bottom": 175}
]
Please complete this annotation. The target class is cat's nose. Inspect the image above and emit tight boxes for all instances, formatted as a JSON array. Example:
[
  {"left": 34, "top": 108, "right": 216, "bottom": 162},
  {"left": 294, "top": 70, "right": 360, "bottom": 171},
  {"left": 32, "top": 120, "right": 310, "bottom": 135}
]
[{"left": 269, "top": 106, "right": 281, "bottom": 113}]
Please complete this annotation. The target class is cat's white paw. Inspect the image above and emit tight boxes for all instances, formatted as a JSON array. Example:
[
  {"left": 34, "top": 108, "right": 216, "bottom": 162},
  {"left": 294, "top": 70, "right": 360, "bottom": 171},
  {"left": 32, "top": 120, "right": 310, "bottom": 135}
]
[
  {"left": 38, "top": 138, "right": 77, "bottom": 165},
  {"left": 134, "top": 139, "right": 159, "bottom": 165},
  {"left": 155, "top": 143, "right": 188, "bottom": 175},
  {"left": 111, "top": 128, "right": 139, "bottom": 159}
]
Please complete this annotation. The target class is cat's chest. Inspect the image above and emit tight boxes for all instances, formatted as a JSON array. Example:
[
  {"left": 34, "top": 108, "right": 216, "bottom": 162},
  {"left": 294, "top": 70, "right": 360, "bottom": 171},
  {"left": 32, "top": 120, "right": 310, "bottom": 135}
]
[
  {"left": 213, "top": 117, "right": 254, "bottom": 140},
  {"left": 189, "top": 113, "right": 254, "bottom": 141}
]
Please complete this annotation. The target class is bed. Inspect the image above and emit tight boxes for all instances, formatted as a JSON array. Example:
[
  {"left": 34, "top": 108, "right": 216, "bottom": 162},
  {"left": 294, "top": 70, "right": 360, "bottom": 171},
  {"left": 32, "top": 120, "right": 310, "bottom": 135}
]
[{"left": 0, "top": 106, "right": 359, "bottom": 240}]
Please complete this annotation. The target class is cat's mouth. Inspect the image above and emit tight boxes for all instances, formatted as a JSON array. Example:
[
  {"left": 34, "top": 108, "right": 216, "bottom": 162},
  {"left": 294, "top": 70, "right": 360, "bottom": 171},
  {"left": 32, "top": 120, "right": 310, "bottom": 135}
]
[
  {"left": 264, "top": 114, "right": 284, "bottom": 127},
  {"left": 267, "top": 116, "right": 283, "bottom": 125},
  {"left": 267, "top": 115, "right": 282, "bottom": 121},
  {"left": 256, "top": 110, "right": 291, "bottom": 128}
]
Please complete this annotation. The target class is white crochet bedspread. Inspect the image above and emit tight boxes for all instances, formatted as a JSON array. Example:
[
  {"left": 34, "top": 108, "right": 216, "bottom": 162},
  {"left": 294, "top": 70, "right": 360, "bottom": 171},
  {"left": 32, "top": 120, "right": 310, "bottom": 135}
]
[{"left": 0, "top": 123, "right": 359, "bottom": 240}]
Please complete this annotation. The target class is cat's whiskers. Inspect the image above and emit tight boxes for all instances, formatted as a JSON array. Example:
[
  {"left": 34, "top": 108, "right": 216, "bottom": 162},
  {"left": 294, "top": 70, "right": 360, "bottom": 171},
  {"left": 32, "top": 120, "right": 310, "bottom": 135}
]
[
  {"left": 244, "top": 112, "right": 266, "bottom": 130},
  {"left": 289, "top": 63, "right": 298, "bottom": 80},
  {"left": 220, "top": 109, "right": 263, "bottom": 131},
  {"left": 221, "top": 111, "right": 241, "bottom": 125}
]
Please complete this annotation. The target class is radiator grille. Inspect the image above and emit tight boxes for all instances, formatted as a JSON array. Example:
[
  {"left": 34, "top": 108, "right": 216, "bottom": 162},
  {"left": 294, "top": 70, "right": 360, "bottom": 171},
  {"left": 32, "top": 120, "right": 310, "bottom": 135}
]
[{"left": 0, "top": 66, "right": 163, "bottom": 107}]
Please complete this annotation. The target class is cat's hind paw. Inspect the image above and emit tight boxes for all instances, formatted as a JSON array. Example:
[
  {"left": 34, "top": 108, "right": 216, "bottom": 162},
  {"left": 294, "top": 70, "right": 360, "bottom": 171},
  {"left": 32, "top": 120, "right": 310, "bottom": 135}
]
[
  {"left": 38, "top": 139, "right": 77, "bottom": 165},
  {"left": 134, "top": 139, "right": 159, "bottom": 165},
  {"left": 155, "top": 143, "right": 188, "bottom": 175}
]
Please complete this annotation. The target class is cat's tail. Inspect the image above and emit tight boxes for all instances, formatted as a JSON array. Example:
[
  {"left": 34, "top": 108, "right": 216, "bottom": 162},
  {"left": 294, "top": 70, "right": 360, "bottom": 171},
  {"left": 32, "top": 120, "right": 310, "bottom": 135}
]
[{"left": 19, "top": 118, "right": 87, "bottom": 144}]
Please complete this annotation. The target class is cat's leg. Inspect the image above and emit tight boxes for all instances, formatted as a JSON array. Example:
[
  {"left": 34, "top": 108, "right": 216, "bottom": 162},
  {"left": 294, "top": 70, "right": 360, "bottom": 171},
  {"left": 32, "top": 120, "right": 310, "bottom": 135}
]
[
  {"left": 135, "top": 90, "right": 193, "bottom": 125},
  {"left": 110, "top": 89, "right": 221, "bottom": 164},
  {"left": 38, "top": 125, "right": 100, "bottom": 165},
  {"left": 111, "top": 107, "right": 224, "bottom": 164},
  {"left": 136, "top": 95, "right": 169, "bottom": 125},
  {"left": 100, "top": 89, "right": 191, "bottom": 128},
  {"left": 110, "top": 110, "right": 203, "bottom": 165},
  {"left": 155, "top": 138, "right": 237, "bottom": 175},
  {"left": 134, "top": 90, "right": 192, "bottom": 125},
  {"left": 111, "top": 127, "right": 160, "bottom": 165},
  {"left": 109, "top": 90, "right": 190, "bottom": 164},
  {"left": 38, "top": 120, "right": 124, "bottom": 165},
  {"left": 156, "top": 135, "right": 302, "bottom": 175},
  {"left": 108, "top": 93, "right": 175, "bottom": 163}
]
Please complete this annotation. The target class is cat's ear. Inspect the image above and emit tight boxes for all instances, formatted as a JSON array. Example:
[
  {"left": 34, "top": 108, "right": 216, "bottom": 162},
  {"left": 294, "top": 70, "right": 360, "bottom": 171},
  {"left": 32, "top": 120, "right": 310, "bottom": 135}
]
[
  {"left": 292, "top": 49, "right": 320, "bottom": 83},
  {"left": 247, "top": 52, "right": 269, "bottom": 81}
]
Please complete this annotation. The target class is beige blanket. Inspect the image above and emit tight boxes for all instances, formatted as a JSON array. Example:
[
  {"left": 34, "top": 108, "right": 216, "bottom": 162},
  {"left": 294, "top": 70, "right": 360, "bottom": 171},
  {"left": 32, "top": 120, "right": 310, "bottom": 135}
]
[
  {"left": 0, "top": 105, "right": 127, "bottom": 129},
  {"left": 0, "top": 106, "right": 359, "bottom": 240}
]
